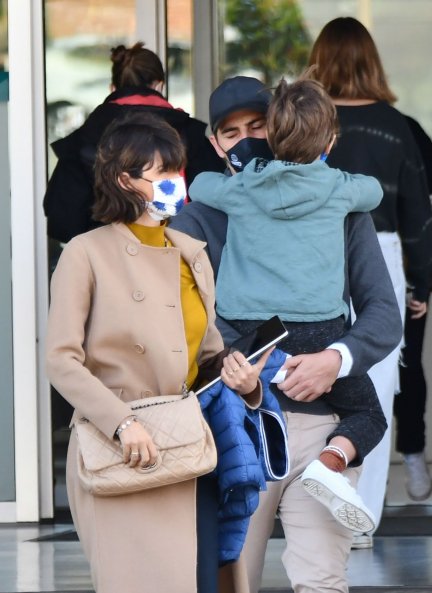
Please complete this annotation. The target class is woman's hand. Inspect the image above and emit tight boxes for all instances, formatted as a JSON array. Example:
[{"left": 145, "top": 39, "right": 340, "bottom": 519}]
[
  {"left": 407, "top": 297, "right": 428, "bottom": 319},
  {"left": 221, "top": 347, "right": 275, "bottom": 396},
  {"left": 118, "top": 419, "right": 158, "bottom": 468}
]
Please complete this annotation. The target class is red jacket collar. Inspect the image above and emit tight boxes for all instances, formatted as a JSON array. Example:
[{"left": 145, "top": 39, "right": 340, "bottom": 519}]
[{"left": 110, "top": 94, "right": 175, "bottom": 109}]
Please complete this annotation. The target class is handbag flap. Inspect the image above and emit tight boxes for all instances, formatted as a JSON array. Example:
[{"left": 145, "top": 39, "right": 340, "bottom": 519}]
[{"left": 76, "top": 393, "right": 207, "bottom": 472}]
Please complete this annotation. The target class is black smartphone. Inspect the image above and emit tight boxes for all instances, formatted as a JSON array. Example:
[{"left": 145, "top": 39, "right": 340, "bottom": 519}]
[{"left": 195, "top": 316, "right": 288, "bottom": 395}]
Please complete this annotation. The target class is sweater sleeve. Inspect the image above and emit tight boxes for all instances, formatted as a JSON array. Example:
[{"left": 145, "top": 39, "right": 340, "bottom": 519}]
[
  {"left": 396, "top": 128, "right": 432, "bottom": 301},
  {"left": 405, "top": 115, "right": 432, "bottom": 194},
  {"left": 341, "top": 172, "right": 383, "bottom": 213},
  {"left": 188, "top": 171, "right": 234, "bottom": 212},
  {"left": 338, "top": 213, "right": 403, "bottom": 376}
]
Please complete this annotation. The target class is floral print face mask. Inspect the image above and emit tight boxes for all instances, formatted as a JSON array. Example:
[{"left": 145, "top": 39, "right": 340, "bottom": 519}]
[{"left": 144, "top": 176, "right": 187, "bottom": 221}]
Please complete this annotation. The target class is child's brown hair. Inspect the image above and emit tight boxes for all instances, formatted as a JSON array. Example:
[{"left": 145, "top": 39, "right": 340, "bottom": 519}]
[{"left": 267, "top": 74, "right": 338, "bottom": 164}]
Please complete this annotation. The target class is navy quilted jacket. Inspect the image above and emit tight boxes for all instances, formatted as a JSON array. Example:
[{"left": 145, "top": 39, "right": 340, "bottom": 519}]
[{"left": 199, "top": 348, "right": 289, "bottom": 564}]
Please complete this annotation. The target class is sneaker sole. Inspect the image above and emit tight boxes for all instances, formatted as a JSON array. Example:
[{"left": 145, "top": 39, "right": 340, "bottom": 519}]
[
  {"left": 407, "top": 484, "right": 432, "bottom": 501},
  {"left": 302, "top": 477, "right": 375, "bottom": 533},
  {"left": 351, "top": 538, "right": 374, "bottom": 549}
]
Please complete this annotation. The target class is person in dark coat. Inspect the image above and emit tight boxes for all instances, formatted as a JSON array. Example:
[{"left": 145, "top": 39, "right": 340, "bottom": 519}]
[
  {"left": 309, "top": 17, "right": 432, "bottom": 547},
  {"left": 393, "top": 115, "right": 432, "bottom": 501},
  {"left": 43, "top": 42, "right": 224, "bottom": 243}
]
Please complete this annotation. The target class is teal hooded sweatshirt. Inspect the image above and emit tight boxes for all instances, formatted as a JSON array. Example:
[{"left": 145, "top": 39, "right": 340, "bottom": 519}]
[{"left": 189, "top": 158, "right": 382, "bottom": 322}]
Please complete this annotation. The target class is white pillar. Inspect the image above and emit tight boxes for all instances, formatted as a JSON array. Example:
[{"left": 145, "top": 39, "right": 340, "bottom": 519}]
[
  {"left": 135, "top": 0, "right": 167, "bottom": 67},
  {"left": 8, "top": 0, "right": 48, "bottom": 522},
  {"left": 193, "top": 0, "right": 219, "bottom": 123},
  {"left": 358, "top": 0, "right": 373, "bottom": 30}
]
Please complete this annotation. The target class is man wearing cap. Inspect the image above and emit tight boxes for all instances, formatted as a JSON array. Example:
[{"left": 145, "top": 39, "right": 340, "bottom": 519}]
[{"left": 170, "top": 76, "right": 402, "bottom": 593}]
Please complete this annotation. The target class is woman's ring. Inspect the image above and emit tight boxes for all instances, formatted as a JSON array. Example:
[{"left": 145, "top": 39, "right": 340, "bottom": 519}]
[
  {"left": 131, "top": 451, "right": 140, "bottom": 457},
  {"left": 227, "top": 371, "right": 234, "bottom": 376},
  {"left": 240, "top": 361, "right": 248, "bottom": 367},
  {"left": 232, "top": 366, "right": 240, "bottom": 373}
]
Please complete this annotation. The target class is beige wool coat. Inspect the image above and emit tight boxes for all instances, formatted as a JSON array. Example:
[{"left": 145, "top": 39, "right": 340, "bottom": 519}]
[{"left": 46, "top": 223, "right": 249, "bottom": 593}]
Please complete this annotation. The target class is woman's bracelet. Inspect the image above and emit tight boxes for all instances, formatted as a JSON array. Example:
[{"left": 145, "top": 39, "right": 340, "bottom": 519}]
[{"left": 115, "top": 415, "right": 138, "bottom": 438}]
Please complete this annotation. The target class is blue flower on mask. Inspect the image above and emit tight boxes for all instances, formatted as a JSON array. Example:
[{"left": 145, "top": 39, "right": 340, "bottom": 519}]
[
  {"left": 153, "top": 200, "right": 168, "bottom": 211},
  {"left": 157, "top": 179, "right": 176, "bottom": 196}
]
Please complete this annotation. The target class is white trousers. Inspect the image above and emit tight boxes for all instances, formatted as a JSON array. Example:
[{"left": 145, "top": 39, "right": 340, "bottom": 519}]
[{"left": 356, "top": 232, "right": 406, "bottom": 529}]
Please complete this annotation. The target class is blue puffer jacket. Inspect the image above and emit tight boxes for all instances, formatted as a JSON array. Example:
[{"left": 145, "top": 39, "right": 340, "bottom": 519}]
[{"left": 199, "top": 348, "right": 289, "bottom": 564}]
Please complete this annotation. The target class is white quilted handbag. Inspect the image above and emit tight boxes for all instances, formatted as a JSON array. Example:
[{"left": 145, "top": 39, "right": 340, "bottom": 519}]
[{"left": 75, "top": 392, "right": 217, "bottom": 496}]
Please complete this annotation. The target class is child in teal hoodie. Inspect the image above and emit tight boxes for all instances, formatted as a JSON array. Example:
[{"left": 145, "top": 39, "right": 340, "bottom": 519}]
[{"left": 189, "top": 76, "right": 386, "bottom": 533}]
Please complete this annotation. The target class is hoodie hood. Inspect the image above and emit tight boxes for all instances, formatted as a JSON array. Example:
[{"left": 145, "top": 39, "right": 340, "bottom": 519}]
[{"left": 242, "top": 158, "right": 342, "bottom": 220}]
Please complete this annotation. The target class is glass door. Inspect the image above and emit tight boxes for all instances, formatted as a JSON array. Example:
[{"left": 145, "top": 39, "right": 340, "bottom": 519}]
[
  {"left": 166, "top": 0, "right": 193, "bottom": 113},
  {"left": 217, "top": 0, "right": 432, "bottom": 134},
  {"left": 45, "top": 0, "right": 137, "bottom": 168}
]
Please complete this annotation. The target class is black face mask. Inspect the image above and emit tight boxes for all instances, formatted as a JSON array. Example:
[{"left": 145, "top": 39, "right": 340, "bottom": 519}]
[{"left": 225, "top": 137, "right": 274, "bottom": 172}]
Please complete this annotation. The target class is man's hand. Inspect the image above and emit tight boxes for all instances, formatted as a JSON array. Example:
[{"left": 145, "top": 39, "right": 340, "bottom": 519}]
[{"left": 277, "top": 349, "right": 342, "bottom": 402}]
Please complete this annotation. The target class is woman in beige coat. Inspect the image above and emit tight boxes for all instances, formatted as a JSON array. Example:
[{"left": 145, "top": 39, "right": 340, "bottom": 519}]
[{"left": 46, "top": 113, "right": 269, "bottom": 593}]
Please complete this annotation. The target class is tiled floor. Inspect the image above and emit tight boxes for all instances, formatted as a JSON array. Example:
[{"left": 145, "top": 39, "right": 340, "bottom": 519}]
[
  {"left": 1, "top": 463, "right": 432, "bottom": 592},
  {"left": 0, "top": 523, "right": 91, "bottom": 592},
  {"left": 262, "top": 535, "right": 432, "bottom": 590},
  {"left": 262, "top": 462, "right": 432, "bottom": 591}
]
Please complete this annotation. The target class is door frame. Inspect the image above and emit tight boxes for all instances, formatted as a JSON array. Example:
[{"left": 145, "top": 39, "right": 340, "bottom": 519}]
[{"left": 6, "top": 0, "right": 49, "bottom": 522}]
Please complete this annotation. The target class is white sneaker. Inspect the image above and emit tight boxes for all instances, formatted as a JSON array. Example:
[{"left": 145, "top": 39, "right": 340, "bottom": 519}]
[
  {"left": 404, "top": 452, "right": 432, "bottom": 501},
  {"left": 351, "top": 532, "right": 373, "bottom": 549},
  {"left": 301, "top": 460, "right": 376, "bottom": 533}
]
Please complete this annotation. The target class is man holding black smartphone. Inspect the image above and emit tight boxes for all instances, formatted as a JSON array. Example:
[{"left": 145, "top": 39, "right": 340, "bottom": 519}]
[{"left": 170, "top": 76, "right": 402, "bottom": 593}]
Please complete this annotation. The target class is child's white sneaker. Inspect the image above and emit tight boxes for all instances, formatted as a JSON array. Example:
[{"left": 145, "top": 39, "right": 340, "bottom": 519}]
[{"left": 301, "top": 459, "right": 376, "bottom": 533}]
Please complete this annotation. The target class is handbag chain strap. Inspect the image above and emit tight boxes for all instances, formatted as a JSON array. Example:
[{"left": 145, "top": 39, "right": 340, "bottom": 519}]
[
  {"left": 131, "top": 383, "right": 191, "bottom": 412},
  {"left": 80, "top": 383, "right": 191, "bottom": 421}
]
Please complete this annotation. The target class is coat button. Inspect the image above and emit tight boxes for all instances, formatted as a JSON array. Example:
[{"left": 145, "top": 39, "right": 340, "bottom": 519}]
[
  {"left": 193, "top": 261, "right": 202, "bottom": 273},
  {"left": 134, "top": 344, "right": 145, "bottom": 354},
  {"left": 132, "top": 290, "right": 145, "bottom": 301},
  {"left": 126, "top": 244, "right": 138, "bottom": 256}
]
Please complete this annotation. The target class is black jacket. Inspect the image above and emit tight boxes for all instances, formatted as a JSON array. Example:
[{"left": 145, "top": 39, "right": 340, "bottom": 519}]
[{"left": 43, "top": 87, "right": 224, "bottom": 243}]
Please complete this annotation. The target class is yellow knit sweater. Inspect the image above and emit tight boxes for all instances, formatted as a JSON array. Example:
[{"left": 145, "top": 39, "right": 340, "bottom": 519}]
[{"left": 127, "top": 222, "right": 207, "bottom": 388}]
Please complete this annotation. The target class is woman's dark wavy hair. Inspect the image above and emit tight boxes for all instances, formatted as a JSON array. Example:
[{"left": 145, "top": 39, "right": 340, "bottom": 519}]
[
  {"left": 308, "top": 17, "right": 396, "bottom": 103},
  {"left": 93, "top": 112, "right": 186, "bottom": 224},
  {"left": 110, "top": 42, "right": 165, "bottom": 89}
]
